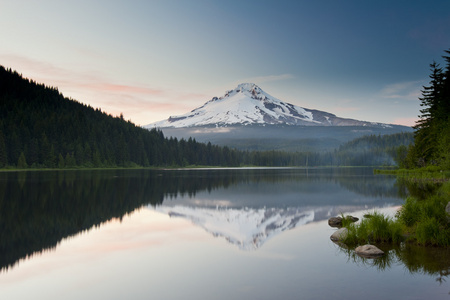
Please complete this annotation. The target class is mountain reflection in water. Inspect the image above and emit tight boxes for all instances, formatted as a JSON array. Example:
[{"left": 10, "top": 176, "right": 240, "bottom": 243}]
[
  {"left": 155, "top": 205, "right": 316, "bottom": 250},
  {"left": 0, "top": 168, "right": 402, "bottom": 271}
]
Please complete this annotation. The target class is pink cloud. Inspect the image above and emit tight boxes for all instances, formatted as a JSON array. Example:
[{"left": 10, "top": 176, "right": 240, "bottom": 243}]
[
  {"left": 380, "top": 81, "right": 423, "bottom": 100},
  {"left": 80, "top": 82, "right": 164, "bottom": 96},
  {"left": 0, "top": 54, "right": 179, "bottom": 123},
  {"left": 171, "top": 92, "right": 210, "bottom": 102},
  {"left": 392, "top": 117, "right": 417, "bottom": 127},
  {"left": 0, "top": 54, "right": 165, "bottom": 98}
]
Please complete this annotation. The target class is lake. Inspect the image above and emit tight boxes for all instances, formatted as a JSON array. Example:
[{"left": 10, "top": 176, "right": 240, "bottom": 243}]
[{"left": 0, "top": 168, "right": 449, "bottom": 299}]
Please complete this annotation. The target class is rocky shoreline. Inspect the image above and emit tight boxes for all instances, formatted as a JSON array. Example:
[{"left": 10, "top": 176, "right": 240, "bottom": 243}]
[{"left": 329, "top": 215, "right": 385, "bottom": 259}]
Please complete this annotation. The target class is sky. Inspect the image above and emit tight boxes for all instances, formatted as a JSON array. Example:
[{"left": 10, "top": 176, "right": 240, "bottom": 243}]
[{"left": 1, "top": 0, "right": 449, "bottom": 127}]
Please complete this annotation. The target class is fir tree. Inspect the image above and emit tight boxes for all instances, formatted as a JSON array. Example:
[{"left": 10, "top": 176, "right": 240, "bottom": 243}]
[
  {"left": 411, "top": 49, "right": 450, "bottom": 167},
  {"left": 17, "top": 151, "right": 27, "bottom": 168},
  {"left": 58, "top": 154, "right": 65, "bottom": 168},
  {"left": 0, "top": 130, "right": 7, "bottom": 167}
]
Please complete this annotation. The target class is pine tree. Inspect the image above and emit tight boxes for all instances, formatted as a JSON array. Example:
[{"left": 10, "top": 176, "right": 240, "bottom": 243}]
[
  {"left": 17, "top": 151, "right": 27, "bottom": 168},
  {"left": 65, "top": 153, "right": 76, "bottom": 168},
  {"left": 27, "top": 138, "right": 39, "bottom": 166},
  {"left": 411, "top": 49, "right": 450, "bottom": 167},
  {"left": 0, "top": 130, "right": 7, "bottom": 167},
  {"left": 92, "top": 148, "right": 102, "bottom": 167},
  {"left": 58, "top": 154, "right": 65, "bottom": 168}
]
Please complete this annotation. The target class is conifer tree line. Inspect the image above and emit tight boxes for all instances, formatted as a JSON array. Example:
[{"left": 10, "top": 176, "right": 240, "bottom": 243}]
[
  {"left": 399, "top": 49, "right": 450, "bottom": 169},
  {"left": 0, "top": 65, "right": 412, "bottom": 169},
  {"left": 0, "top": 66, "right": 241, "bottom": 168}
]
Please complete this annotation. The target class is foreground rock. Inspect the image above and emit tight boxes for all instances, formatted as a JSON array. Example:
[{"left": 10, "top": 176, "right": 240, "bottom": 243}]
[
  {"left": 328, "top": 215, "right": 359, "bottom": 227},
  {"left": 328, "top": 217, "right": 343, "bottom": 227},
  {"left": 355, "top": 245, "right": 384, "bottom": 258},
  {"left": 330, "top": 228, "right": 348, "bottom": 242}
]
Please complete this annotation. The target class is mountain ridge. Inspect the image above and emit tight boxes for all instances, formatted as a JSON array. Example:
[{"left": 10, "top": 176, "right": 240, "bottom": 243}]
[
  {"left": 144, "top": 83, "right": 411, "bottom": 152},
  {"left": 146, "top": 83, "right": 394, "bottom": 129}
]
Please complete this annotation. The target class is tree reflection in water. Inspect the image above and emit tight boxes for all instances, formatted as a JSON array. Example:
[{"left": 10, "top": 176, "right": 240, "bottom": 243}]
[
  {"left": 334, "top": 240, "right": 450, "bottom": 290},
  {"left": 0, "top": 168, "right": 402, "bottom": 272}
]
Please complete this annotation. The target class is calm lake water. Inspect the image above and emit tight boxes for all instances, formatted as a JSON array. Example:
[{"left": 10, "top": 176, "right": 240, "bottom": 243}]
[{"left": 0, "top": 168, "right": 448, "bottom": 299}]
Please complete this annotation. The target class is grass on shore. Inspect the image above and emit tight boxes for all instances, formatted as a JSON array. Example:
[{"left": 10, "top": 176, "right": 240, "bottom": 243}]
[
  {"left": 343, "top": 211, "right": 404, "bottom": 246},
  {"left": 374, "top": 166, "right": 450, "bottom": 182},
  {"left": 342, "top": 179, "right": 450, "bottom": 247}
]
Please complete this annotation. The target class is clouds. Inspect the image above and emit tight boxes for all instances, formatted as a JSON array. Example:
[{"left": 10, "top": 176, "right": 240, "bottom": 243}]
[
  {"left": 0, "top": 54, "right": 202, "bottom": 124},
  {"left": 380, "top": 80, "right": 424, "bottom": 101},
  {"left": 79, "top": 82, "right": 163, "bottom": 97},
  {"left": 392, "top": 117, "right": 418, "bottom": 127},
  {"left": 1, "top": 1, "right": 448, "bottom": 127}
]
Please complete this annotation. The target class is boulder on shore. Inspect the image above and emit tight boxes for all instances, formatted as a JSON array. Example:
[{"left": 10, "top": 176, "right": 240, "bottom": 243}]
[
  {"left": 355, "top": 244, "right": 384, "bottom": 258},
  {"left": 330, "top": 228, "right": 348, "bottom": 242},
  {"left": 328, "top": 217, "right": 343, "bottom": 227},
  {"left": 328, "top": 216, "right": 359, "bottom": 228}
]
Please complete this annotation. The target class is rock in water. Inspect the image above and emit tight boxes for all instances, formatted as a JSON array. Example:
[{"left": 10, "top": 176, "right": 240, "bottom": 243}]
[
  {"left": 330, "top": 228, "right": 348, "bottom": 242},
  {"left": 328, "top": 217, "right": 343, "bottom": 227},
  {"left": 328, "top": 215, "right": 359, "bottom": 227},
  {"left": 355, "top": 245, "right": 384, "bottom": 258}
]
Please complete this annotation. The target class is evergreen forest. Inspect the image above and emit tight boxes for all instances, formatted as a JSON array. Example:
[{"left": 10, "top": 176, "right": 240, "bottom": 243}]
[
  {"left": 399, "top": 49, "right": 450, "bottom": 170},
  {"left": 0, "top": 65, "right": 413, "bottom": 169},
  {"left": 0, "top": 66, "right": 242, "bottom": 168}
]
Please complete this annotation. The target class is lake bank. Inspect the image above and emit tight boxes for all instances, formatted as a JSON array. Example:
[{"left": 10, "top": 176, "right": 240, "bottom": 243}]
[{"left": 339, "top": 168, "right": 450, "bottom": 247}]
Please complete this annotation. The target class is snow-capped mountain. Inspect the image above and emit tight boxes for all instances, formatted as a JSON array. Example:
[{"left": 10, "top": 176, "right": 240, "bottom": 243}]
[
  {"left": 146, "top": 83, "right": 390, "bottom": 128},
  {"left": 153, "top": 205, "right": 315, "bottom": 250}
]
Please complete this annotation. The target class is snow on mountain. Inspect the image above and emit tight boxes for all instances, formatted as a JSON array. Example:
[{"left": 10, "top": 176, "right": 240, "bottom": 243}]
[
  {"left": 153, "top": 205, "right": 315, "bottom": 250},
  {"left": 146, "top": 83, "right": 391, "bottom": 128}
]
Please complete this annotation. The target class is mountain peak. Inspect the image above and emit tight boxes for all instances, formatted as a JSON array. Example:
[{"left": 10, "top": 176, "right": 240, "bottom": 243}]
[
  {"left": 235, "top": 82, "right": 260, "bottom": 92},
  {"left": 146, "top": 84, "right": 393, "bottom": 128},
  {"left": 221, "top": 83, "right": 265, "bottom": 101}
]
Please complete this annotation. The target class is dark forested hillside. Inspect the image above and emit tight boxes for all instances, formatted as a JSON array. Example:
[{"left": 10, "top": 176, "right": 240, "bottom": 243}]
[
  {"left": 0, "top": 66, "right": 240, "bottom": 168},
  {"left": 237, "top": 132, "right": 414, "bottom": 167},
  {"left": 335, "top": 132, "right": 414, "bottom": 166}
]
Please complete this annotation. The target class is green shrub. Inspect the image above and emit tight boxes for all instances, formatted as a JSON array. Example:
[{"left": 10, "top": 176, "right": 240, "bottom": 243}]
[
  {"left": 421, "top": 195, "right": 447, "bottom": 222},
  {"left": 439, "top": 181, "right": 450, "bottom": 199},
  {"left": 397, "top": 182, "right": 449, "bottom": 246},
  {"left": 415, "top": 217, "right": 449, "bottom": 246},
  {"left": 398, "top": 197, "right": 421, "bottom": 227},
  {"left": 343, "top": 223, "right": 360, "bottom": 245},
  {"left": 343, "top": 212, "right": 403, "bottom": 245},
  {"left": 342, "top": 182, "right": 449, "bottom": 247}
]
